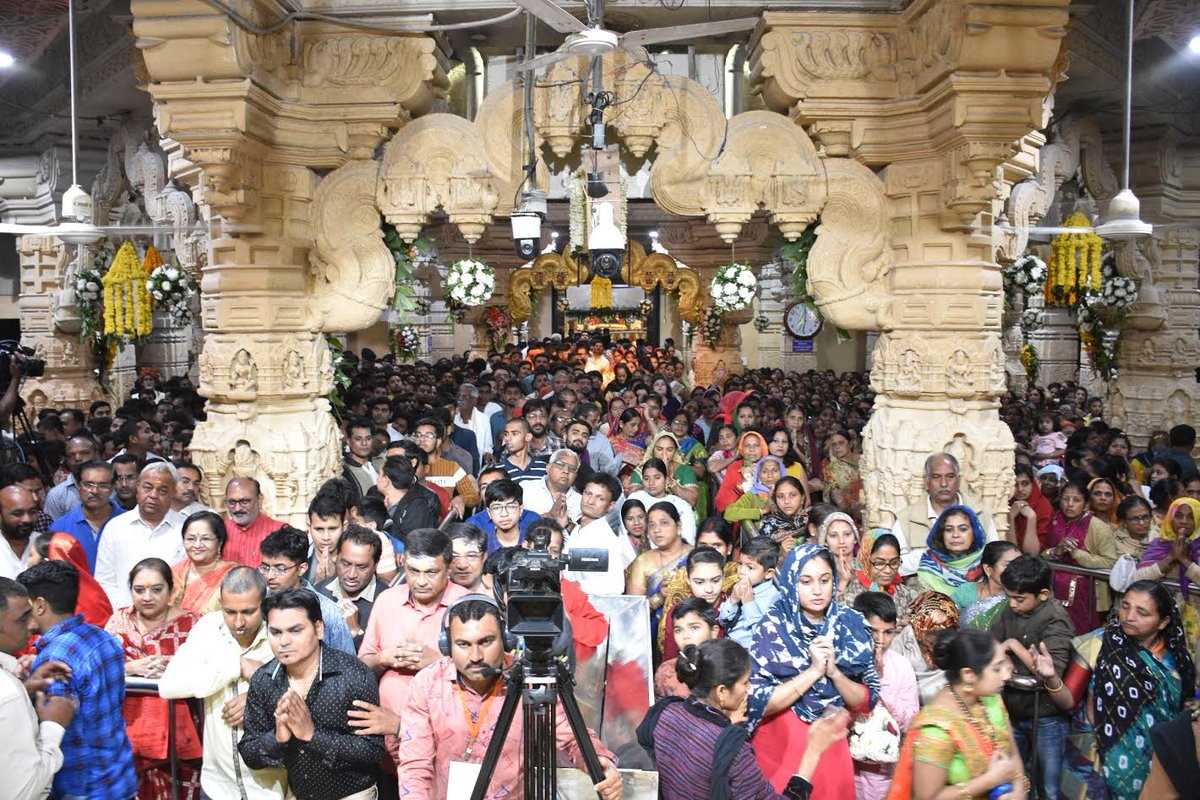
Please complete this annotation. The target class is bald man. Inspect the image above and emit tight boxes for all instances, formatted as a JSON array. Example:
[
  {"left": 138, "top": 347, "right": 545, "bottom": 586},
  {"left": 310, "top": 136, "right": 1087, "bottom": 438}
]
[
  {"left": 0, "top": 486, "right": 38, "bottom": 579},
  {"left": 222, "top": 477, "right": 283, "bottom": 568}
]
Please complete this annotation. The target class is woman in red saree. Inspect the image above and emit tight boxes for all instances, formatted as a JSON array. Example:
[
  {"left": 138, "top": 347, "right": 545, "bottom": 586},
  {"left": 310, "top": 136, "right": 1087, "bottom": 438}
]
[
  {"left": 105, "top": 557, "right": 202, "bottom": 800},
  {"left": 1042, "top": 479, "right": 1119, "bottom": 634},
  {"left": 170, "top": 510, "right": 235, "bottom": 615}
]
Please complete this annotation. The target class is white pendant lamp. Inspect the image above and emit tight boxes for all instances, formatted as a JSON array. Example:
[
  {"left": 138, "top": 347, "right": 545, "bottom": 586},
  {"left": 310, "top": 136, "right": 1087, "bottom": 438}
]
[{"left": 1095, "top": 0, "right": 1152, "bottom": 242}]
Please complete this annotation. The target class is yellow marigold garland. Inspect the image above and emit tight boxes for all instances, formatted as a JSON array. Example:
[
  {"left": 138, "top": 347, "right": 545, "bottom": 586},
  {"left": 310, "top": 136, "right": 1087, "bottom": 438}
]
[
  {"left": 1045, "top": 212, "right": 1103, "bottom": 306},
  {"left": 102, "top": 242, "right": 153, "bottom": 339}
]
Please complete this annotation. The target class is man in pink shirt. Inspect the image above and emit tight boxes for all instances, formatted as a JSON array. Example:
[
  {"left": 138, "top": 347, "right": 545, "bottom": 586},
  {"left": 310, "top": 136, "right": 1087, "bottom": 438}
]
[
  {"left": 358, "top": 528, "right": 467, "bottom": 751},
  {"left": 398, "top": 597, "right": 621, "bottom": 800},
  {"left": 221, "top": 478, "right": 282, "bottom": 567}
]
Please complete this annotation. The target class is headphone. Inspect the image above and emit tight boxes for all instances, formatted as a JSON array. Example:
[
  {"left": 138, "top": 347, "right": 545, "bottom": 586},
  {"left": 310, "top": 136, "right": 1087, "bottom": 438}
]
[{"left": 438, "top": 593, "right": 516, "bottom": 656}]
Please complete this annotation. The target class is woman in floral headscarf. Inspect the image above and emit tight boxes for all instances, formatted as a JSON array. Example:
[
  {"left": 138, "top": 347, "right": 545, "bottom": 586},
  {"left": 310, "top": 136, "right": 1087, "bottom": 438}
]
[
  {"left": 627, "top": 430, "right": 699, "bottom": 507},
  {"left": 916, "top": 505, "right": 986, "bottom": 597},
  {"left": 817, "top": 512, "right": 859, "bottom": 603},
  {"left": 759, "top": 476, "right": 810, "bottom": 554},
  {"left": 842, "top": 529, "right": 919, "bottom": 627},
  {"left": 715, "top": 431, "right": 769, "bottom": 513},
  {"left": 723, "top": 456, "right": 787, "bottom": 538},
  {"left": 1137, "top": 496, "right": 1200, "bottom": 654},
  {"left": 747, "top": 544, "right": 880, "bottom": 800}
]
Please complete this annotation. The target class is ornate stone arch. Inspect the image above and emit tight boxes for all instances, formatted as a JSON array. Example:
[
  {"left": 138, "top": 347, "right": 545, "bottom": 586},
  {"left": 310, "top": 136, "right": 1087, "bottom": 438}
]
[{"left": 310, "top": 48, "right": 890, "bottom": 332}]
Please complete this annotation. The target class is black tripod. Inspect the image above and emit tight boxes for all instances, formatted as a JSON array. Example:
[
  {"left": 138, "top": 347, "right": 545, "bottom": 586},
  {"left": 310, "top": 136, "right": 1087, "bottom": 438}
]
[{"left": 469, "top": 655, "right": 607, "bottom": 800}]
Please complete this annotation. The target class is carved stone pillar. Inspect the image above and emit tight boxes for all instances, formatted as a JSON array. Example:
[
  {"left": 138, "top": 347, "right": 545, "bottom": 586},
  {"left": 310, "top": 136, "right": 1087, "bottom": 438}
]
[
  {"left": 132, "top": 0, "right": 448, "bottom": 522},
  {"left": 1108, "top": 229, "right": 1200, "bottom": 438},
  {"left": 861, "top": 156, "right": 1015, "bottom": 533},
  {"left": 751, "top": 0, "right": 1071, "bottom": 531},
  {"left": 1106, "top": 126, "right": 1200, "bottom": 441},
  {"left": 16, "top": 237, "right": 104, "bottom": 415},
  {"left": 693, "top": 307, "right": 753, "bottom": 387},
  {"left": 754, "top": 260, "right": 788, "bottom": 370}
]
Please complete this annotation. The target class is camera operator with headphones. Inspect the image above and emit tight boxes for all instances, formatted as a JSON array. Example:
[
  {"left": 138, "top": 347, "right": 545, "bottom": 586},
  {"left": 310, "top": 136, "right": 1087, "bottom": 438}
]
[
  {"left": 0, "top": 343, "right": 45, "bottom": 465},
  {"left": 396, "top": 594, "right": 622, "bottom": 800}
]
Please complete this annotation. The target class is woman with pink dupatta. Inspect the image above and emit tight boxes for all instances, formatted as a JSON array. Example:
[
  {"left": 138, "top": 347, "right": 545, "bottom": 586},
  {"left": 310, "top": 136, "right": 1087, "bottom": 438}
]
[{"left": 170, "top": 510, "right": 235, "bottom": 615}]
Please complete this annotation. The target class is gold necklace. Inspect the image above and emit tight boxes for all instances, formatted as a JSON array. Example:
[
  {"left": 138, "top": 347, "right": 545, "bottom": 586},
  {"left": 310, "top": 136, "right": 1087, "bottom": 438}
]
[{"left": 948, "top": 685, "right": 1003, "bottom": 750}]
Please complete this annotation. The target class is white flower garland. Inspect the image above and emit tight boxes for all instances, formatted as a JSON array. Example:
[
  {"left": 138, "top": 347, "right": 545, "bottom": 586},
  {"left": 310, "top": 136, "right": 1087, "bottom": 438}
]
[
  {"left": 145, "top": 263, "right": 196, "bottom": 325},
  {"left": 75, "top": 268, "right": 103, "bottom": 305},
  {"left": 1004, "top": 254, "right": 1048, "bottom": 295},
  {"left": 710, "top": 262, "right": 757, "bottom": 312},
  {"left": 446, "top": 258, "right": 495, "bottom": 307}
]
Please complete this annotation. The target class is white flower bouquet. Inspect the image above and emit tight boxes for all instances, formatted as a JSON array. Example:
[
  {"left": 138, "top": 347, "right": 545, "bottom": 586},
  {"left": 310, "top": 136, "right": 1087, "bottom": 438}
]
[
  {"left": 1100, "top": 276, "right": 1138, "bottom": 310},
  {"left": 145, "top": 263, "right": 196, "bottom": 325},
  {"left": 1004, "top": 254, "right": 1048, "bottom": 295},
  {"left": 392, "top": 325, "right": 421, "bottom": 358},
  {"left": 446, "top": 258, "right": 495, "bottom": 308},
  {"left": 710, "top": 262, "right": 757, "bottom": 312},
  {"left": 75, "top": 268, "right": 103, "bottom": 305},
  {"left": 1019, "top": 308, "right": 1043, "bottom": 331}
]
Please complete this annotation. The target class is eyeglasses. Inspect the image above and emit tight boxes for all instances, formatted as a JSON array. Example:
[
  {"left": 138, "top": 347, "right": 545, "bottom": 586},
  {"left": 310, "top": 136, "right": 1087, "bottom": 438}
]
[
  {"left": 869, "top": 558, "right": 902, "bottom": 570},
  {"left": 452, "top": 551, "right": 484, "bottom": 562},
  {"left": 183, "top": 536, "right": 218, "bottom": 545},
  {"left": 412, "top": 432, "right": 438, "bottom": 440},
  {"left": 257, "top": 563, "right": 299, "bottom": 575},
  {"left": 1125, "top": 514, "right": 1153, "bottom": 524},
  {"left": 80, "top": 481, "right": 111, "bottom": 491},
  {"left": 226, "top": 498, "right": 256, "bottom": 508},
  {"left": 489, "top": 503, "right": 521, "bottom": 514},
  {"left": 550, "top": 461, "right": 579, "bottom": 473}
]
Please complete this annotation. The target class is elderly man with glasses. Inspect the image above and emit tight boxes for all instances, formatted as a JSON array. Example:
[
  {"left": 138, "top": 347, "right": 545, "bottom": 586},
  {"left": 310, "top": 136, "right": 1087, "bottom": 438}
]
[
  {"left": 222, "top": 477, "right": 283, "bottom": 568},
  {"left": 520, "top": 448, "right": 583, "bottom": 530},
  {"left": 94, "top": 462, "right": 185, "bottom": 608}
]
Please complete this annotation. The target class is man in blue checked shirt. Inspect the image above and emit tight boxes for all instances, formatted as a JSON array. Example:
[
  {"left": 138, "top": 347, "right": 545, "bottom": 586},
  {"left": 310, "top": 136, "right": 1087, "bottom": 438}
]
[{"left": 19, "top": 559, "right": 136, "bottom": 800}]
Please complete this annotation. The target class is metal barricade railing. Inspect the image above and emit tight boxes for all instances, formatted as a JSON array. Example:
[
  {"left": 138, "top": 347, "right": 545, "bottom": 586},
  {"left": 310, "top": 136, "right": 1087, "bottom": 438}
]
[{"left": 1044, "top": 559, "right": 1184, "bottom": 625}]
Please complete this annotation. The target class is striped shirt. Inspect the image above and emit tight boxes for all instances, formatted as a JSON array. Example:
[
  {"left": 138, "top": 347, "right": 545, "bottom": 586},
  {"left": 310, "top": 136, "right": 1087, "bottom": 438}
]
[{"left": 425, "top": 456, "right": 480, "bottom": 506}]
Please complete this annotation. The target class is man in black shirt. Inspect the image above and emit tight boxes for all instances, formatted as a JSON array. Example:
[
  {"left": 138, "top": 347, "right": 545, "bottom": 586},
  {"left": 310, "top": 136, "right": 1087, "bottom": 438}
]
[
  {"left": 375, "top": 455, "right": 439, "bottom": 541},
  {"left": 239, "top": 589, "right": 386, "bottom": 800}
]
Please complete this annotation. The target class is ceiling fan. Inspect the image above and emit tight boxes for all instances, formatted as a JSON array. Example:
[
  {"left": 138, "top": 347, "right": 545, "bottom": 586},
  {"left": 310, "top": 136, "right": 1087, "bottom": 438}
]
[
  {"left": 0, "top": 2, "right": 185, "bottom": 245},
  {"left": 512, "top": 0, "right": 759, "bottom": 73}
]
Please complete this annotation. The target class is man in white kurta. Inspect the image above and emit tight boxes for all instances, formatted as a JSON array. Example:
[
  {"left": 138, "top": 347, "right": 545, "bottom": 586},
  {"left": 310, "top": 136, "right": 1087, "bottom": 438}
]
[
  {"left": 94, "top": 463, "right": 185, "bottom": 608},
  {"left": 158, "top": 566, "right": 287, "bottom": 799}
]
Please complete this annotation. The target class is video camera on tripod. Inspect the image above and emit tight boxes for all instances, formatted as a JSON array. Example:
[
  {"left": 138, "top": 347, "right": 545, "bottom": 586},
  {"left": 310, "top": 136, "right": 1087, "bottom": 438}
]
[
  {"left": 470, "top": 523, "right": 612, "bottom": 800},
  {"left": 504, "top": 526, "right": 608, "bottom": 662}
]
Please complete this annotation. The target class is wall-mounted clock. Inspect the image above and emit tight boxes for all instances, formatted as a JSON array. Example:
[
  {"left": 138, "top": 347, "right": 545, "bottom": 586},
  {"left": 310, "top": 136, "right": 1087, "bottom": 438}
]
[{"left": 785, "top": 302, "right": 823, "bottom": 338}]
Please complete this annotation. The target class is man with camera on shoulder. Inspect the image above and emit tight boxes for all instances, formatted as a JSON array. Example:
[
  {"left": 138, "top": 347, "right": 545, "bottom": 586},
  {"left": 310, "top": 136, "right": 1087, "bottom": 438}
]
[{"left": 396, "top": 595, "right": 621, "bottom": 800}]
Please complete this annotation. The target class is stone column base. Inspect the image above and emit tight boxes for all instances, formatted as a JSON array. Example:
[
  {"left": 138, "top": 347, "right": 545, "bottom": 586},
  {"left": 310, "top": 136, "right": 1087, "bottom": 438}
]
[{"left": 190, "top": 401, "right": 343, "bottom": 527}]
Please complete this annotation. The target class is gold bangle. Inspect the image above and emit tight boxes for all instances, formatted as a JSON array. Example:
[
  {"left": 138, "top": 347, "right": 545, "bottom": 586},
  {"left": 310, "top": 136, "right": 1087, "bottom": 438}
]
[
  {"left": 1043, "top": 677, "right": 1064, "bottom": 693},
  {"left": 955, "top": 782, "right": 971, "bottom": 800}
]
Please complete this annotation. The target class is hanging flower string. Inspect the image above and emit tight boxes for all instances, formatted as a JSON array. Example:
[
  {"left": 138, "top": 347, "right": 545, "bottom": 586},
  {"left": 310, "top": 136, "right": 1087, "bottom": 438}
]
[
  {"left": 102, "top": 241, "right": 152, "bottom": 339},
  {"left": 1046, "top": 212, "right": 1102, "bottom": 306},
  {"left": 483, "top": 306, "right": 511, "bottom": 352},
  {"left": 392, "top": 325, "right": 421, "bottom": 360}
]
